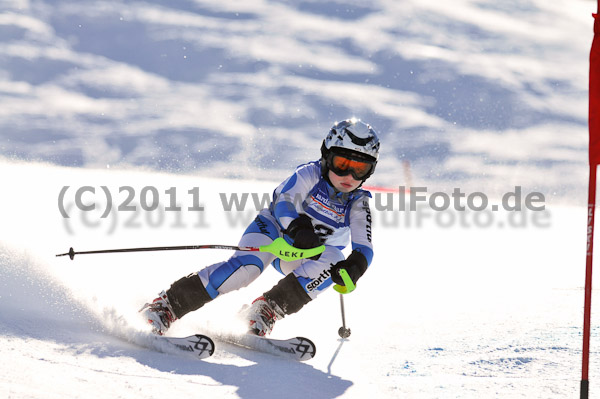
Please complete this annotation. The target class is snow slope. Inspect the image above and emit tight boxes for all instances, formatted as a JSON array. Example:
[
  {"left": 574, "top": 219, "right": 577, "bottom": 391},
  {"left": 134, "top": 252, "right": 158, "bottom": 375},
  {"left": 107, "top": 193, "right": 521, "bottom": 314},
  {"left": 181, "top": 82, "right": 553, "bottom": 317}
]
[{"left": 0, "top": 159, "right": 597, "bottom": 398}]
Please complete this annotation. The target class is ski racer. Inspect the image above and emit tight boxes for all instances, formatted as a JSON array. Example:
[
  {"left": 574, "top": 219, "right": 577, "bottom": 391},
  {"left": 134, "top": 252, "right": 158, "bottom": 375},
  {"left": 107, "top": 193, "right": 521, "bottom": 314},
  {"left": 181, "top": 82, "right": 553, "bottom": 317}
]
[{"left": 140, "top": 118, "right": 381, "bottom": 336}]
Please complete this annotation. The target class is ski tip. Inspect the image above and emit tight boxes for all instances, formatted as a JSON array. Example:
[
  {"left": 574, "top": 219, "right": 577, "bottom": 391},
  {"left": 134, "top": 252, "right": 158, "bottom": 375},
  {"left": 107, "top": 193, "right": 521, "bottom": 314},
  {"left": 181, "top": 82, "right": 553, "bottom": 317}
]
[
  {"left": 155, "top": 333, "right": 216, "bottom": 359},
  {"left": 194, "top": 334, "right": 215, "bottom": 357},
  {"left": 293, "top": 337, "right": 316, "bottom": 360}
]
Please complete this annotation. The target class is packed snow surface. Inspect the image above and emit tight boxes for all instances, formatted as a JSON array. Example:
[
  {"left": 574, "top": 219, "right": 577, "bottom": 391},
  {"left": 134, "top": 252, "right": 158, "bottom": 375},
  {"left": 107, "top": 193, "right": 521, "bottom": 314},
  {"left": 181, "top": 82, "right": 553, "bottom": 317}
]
[{"left": 0, "top": 160, "right": 597, "bottom": 398}]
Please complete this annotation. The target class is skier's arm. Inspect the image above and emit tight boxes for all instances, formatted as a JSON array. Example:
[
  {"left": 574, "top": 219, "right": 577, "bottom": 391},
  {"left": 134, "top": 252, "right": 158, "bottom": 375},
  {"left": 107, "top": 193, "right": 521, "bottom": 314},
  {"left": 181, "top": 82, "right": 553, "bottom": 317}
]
[
  {"left": 285, "top": 214, "right": 321, "bottom": 250},
  {"left": 272, "top": 163, "right": 319, "bottom": 230},
  {"left": 331, "top": 196, "right": 374, "bottom": 286}
]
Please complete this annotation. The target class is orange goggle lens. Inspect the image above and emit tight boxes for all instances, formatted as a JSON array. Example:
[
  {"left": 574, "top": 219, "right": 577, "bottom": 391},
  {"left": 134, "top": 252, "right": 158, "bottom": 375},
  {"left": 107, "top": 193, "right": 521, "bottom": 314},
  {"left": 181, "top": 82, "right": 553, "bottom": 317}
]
[{"left": 330, "top": 154, "right": 373, "bottom": 179}]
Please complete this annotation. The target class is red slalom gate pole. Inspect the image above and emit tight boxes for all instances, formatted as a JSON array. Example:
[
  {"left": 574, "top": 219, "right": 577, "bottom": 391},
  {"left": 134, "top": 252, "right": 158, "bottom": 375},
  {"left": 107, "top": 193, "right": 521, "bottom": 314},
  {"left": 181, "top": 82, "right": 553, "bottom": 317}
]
[
  {"left": 583, "top": 4, "right": 600, "bottom": 396},
  {"left": 582, "top": 165, "right": 597, "bottom": 399}
]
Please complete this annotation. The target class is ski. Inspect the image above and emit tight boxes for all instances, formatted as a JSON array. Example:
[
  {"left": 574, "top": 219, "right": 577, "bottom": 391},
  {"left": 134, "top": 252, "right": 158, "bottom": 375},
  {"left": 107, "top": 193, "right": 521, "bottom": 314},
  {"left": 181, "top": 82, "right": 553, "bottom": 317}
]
[
  {"left": 148, "top": 333, "right": 215, "bottom": 360},
  {"left": 215, "top": 332, "right": 316, "bottom": 361},
  {"left": 142, "top": 331, "right": 315, "bottom": 361}
]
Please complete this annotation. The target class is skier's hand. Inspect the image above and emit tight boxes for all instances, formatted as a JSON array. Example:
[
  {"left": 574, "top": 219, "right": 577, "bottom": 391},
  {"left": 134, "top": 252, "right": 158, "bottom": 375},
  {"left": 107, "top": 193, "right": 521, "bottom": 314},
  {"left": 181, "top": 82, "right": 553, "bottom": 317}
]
[
  {"left": 330, "top": 251, "right": 368, "bottom": 287},
  {"left": 285, "top": 214, "right": 322, "bottom": 250}
]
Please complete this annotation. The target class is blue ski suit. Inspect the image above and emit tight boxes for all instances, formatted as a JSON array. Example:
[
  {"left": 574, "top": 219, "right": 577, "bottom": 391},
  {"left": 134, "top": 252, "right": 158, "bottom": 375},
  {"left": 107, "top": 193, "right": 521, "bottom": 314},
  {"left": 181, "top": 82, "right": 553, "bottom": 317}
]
[{"left": 197, "top": 160, "right": 374, "bottom": 300}]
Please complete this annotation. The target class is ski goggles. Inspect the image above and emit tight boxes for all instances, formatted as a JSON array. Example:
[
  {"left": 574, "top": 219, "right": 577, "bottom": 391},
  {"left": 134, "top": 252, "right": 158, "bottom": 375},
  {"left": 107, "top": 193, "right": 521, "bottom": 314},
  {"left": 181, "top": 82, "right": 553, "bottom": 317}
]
[{"left": 327, "top": 152, "right": 375, "bottom": 180}]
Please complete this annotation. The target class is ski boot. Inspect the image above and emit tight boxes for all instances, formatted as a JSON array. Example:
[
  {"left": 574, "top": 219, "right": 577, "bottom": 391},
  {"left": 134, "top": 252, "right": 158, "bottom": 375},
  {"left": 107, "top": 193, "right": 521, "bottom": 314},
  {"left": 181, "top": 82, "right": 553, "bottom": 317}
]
[
  {"left": 139, "top": 291, "right": 177, "bottom": 335},
  {"left": 245, "top": 296, "right": 285, "bottom": 337}
]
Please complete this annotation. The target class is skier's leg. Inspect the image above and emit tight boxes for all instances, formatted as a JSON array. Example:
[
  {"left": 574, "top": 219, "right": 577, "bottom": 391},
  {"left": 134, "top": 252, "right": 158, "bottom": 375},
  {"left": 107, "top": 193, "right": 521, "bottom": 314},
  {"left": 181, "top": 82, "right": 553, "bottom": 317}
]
[
  {"left": 141, "top": 211, "right": 280, "bottom": 334},
  {"left": 197, "top": 211, "right": 280, "bottom": 299},
  {"left": 288, "top": 246, "right": 346, "bottom": 299},
  {"left": 245, "top": 246, "right": 345, "bottom": 335},
  {"left": 197, "top": 239, "right": 275, "bottom": 299}
]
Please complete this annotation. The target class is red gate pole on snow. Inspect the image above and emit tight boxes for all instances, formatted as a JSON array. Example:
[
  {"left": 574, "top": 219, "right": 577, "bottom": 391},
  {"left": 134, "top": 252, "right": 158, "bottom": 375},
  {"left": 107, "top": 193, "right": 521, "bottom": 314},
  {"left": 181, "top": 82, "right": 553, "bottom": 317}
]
[
  {"left": 582, "top": 5, "right": 600, "bottom": 398},
  {"left": 583, "top": 164, "right": 597, "bottom": 399}
]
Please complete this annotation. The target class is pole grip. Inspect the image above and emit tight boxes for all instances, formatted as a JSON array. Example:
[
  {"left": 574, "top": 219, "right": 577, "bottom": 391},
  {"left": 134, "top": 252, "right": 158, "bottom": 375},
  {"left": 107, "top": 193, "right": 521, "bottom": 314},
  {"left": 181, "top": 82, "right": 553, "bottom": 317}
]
[
  {"left": 333, "top": 268, "right": 355, "bottom": 294},
  {"left": 259, "top": 237, "right": 325, "bottom": 262}
]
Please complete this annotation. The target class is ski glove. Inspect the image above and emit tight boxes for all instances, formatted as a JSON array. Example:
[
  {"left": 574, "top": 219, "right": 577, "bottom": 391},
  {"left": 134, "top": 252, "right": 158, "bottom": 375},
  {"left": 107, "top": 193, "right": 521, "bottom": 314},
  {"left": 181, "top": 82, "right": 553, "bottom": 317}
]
[
  {"left": 330, "top": 250, "right": 368, "bottom": 287},
  {"left": 285, "top": 214, "right": 322, "bottom": 254}
]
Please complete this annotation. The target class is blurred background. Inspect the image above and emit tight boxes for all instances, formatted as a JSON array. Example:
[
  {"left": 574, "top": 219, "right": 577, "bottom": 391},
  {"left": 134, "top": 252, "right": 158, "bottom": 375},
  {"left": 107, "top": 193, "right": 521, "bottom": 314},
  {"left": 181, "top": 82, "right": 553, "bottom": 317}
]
[{"left": 0, "top": 0, "right": 591, "bottom": 201}]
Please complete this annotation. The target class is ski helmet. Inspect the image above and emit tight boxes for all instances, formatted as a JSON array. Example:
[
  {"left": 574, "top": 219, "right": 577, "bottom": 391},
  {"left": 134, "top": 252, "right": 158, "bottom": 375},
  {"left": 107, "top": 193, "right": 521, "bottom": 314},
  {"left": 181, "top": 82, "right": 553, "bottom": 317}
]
[{"left": 321, "top": 118, "right": 380, "bottom": 182}]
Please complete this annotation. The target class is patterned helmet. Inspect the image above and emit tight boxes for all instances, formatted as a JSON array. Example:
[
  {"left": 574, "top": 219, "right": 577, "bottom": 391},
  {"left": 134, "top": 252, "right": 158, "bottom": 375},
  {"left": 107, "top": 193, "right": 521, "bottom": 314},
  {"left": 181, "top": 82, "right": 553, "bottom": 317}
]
[
  {"left": 322, "top": 119, "right": 380, "bottom": 161},
  {"left": 321, "top": 119, "right": 381, "bottom": 182}
]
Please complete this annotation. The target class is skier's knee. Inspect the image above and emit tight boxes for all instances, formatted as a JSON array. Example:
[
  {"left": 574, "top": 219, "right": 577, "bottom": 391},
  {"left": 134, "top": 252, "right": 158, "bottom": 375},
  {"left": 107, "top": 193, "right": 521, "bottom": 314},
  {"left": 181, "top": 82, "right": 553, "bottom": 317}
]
[
  {"left": 201, "top": 255, "right": 265, "bottom": 297},
  {"left": 263, "top": 273, "right": 312, "bottom": 317},
  {"left": 321, "top": 246, "right": 345, "bottom": 264}
]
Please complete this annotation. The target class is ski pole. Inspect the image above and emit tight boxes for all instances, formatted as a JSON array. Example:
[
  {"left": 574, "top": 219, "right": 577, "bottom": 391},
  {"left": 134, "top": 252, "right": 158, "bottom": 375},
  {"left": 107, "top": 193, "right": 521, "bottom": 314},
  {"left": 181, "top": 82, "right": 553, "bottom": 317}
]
[
  {"left": 338, "top": 293, "right": 351, "bottom": 338},
  {"left": 333, "top": 268, "right": 353, "bottom": 338},
  {"left": 56, "top": 237, "right": 325, "bottom": 263}
]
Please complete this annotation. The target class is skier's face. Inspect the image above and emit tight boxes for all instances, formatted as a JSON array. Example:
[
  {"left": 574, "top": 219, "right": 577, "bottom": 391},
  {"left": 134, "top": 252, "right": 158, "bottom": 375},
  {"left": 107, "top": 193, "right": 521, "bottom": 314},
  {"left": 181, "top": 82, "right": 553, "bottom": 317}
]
[{"left": 328, "top": 170, "right": 361, "bottom": 192}]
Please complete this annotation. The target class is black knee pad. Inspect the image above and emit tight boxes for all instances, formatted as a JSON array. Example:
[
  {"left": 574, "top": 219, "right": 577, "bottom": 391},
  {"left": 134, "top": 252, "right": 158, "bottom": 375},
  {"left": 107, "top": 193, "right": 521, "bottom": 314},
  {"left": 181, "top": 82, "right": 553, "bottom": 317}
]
[
  {"left": 264, "top": 273, "right": 312, "bottom": 316},
  {"left": 166, "top": 273, "right": 212, "bottom": 318}
]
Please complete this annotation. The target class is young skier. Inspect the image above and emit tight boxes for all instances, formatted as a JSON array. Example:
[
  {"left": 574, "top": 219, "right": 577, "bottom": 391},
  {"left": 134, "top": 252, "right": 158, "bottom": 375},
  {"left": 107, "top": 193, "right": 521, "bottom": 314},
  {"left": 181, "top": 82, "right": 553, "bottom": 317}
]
[{"left": 140, "top": 118, "right": 380, "bottom": 336}]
